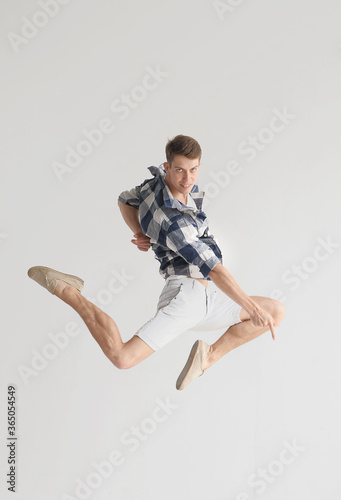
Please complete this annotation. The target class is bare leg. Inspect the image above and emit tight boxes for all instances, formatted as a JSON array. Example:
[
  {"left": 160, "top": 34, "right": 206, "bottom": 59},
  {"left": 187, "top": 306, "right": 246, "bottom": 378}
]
[
  {"left": 54, "top": 280, "right": 154, "bottom": 369},
  {"left": 203, "top": 296, "right": 285, "bottom": 370}
]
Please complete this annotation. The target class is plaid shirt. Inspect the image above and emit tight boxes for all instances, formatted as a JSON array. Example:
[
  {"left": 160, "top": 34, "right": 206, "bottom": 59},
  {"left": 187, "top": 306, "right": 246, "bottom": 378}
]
[{"left": 118, "top": 164, "right": 223, "bottom": 280}]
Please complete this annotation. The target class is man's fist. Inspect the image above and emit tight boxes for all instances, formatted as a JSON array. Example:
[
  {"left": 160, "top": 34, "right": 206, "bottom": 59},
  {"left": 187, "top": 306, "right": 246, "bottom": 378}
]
[{"left": 131, "top": 232, "right": 151, "bottom": 252}]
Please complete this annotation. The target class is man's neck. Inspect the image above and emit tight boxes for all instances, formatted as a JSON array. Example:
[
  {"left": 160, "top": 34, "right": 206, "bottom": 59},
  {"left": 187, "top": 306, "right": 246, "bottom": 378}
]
[{"left": 164, "top": 174, "right": 188, "bottom": 205}]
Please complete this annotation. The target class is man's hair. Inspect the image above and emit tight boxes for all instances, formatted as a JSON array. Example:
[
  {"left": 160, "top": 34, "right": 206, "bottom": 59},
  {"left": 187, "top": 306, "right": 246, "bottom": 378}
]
[{"left": 165, "top": 135, "right": 202, "bottom": 167}]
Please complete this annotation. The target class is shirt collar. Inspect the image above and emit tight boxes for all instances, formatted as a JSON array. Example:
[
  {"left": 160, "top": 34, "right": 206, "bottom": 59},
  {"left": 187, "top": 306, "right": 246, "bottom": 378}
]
[{"left": 147, "top": 164, "right": 205, "bottom": 212}]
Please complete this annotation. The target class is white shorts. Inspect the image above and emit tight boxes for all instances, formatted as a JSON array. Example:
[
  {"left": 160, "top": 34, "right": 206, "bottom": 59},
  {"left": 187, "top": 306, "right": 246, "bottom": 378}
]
[{"left": 136, "top": 276, "right": 243, "bottom": 351}]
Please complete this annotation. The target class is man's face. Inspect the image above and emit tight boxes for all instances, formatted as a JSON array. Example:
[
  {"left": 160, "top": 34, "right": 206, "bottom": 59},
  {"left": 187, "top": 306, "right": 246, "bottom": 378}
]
[{"left": 164, "top": 154, "right": 200, "bottom": 200}]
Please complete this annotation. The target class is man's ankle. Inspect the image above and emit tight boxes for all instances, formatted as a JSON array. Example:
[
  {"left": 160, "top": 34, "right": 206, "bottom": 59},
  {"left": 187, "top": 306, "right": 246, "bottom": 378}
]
[{"left": 203, "top": 345, "right": 215, "bottom": 371}]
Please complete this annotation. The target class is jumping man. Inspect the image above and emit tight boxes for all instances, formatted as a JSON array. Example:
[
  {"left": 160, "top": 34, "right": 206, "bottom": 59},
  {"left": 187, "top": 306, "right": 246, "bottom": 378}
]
[{"left": 28, "top": 134, "right": 285, "bottom": 390}]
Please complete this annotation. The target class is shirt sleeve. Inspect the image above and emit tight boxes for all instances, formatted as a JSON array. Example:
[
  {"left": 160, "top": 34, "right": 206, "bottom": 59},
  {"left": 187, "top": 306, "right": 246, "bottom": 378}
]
[
  {"left": 118, "top": 185, "right": 142, "bottom": 209},
  {"left": 162, "top": 217, "right": 221, "bottom": 278}
]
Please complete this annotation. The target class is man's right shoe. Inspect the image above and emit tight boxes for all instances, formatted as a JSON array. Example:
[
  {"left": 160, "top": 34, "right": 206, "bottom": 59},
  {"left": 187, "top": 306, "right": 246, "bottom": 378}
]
[{"left": 27, "top": 266, "right": 84, "bottom": 295}]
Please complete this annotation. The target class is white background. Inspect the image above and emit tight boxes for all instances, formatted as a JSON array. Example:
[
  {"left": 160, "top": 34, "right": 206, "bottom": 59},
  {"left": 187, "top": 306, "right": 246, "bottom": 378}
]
[{"left": 1, "top": 1, "right": 341, "bottom": 499}]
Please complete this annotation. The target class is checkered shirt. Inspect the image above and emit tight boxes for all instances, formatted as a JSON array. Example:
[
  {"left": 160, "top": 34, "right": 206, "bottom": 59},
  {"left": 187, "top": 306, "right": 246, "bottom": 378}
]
[{"left": 118, "top": 164, "right": 223, "bottom": 280}]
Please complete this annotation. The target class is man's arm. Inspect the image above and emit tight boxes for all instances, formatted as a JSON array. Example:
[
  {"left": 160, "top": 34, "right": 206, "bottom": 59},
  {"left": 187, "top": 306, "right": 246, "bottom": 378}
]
[
  {"left": 117, "top": 201, "right": 151, "bottom": 252},
  {"left": 118, "top": 200, "right": 141, "bottom": 234},
  {"left": 209, "top": 263, "right": 276, "bottom": 339}
]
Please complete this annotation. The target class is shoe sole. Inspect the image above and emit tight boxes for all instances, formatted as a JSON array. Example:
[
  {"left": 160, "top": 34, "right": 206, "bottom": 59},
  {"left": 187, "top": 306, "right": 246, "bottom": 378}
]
[{"left": 176, "top": 340, "right": 201, "bottom": 391}]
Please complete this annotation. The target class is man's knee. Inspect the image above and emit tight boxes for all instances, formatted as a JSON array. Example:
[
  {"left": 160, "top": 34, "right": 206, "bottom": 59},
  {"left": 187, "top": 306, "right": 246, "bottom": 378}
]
[
  {"left": 250, "top": 296, "right": 286, "bottom": 323},
  {"left": 105, "top": 336, "right": 154, "bottom": 369},
  {"left": 106, "top": 349, "right": 135, "bottom": 370},
  {"left": 271, "top": 299, "right": 285, "bottom": 323},
  {"left": 114, "top": 357, "right": 134, "bottom": 370}
]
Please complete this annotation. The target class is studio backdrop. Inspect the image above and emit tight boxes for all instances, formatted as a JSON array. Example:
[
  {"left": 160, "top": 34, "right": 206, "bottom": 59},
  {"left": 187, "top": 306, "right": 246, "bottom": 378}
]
[{"left": 1, "top": 1, "right": 341, "bottom": 499}]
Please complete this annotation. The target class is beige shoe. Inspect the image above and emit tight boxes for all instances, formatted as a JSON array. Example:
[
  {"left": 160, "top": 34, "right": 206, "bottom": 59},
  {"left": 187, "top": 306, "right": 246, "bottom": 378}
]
[
  {"left": 27, "top": 266, "right": 84, "bottom": 295},
  {"left": 176, "top": 340, "right": 210, "bottom": 391}
]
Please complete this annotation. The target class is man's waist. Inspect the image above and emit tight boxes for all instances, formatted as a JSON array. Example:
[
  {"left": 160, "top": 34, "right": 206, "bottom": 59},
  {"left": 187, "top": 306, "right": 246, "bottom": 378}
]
[{"left": 166, "top": 275, "right": 209, "bottom": 288}]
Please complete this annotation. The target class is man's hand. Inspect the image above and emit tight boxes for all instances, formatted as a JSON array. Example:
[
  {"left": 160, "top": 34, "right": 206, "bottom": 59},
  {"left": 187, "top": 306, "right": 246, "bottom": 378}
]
[
  {"left": 209, "top": 264, "right": 278, "bottom": 340},
  {"left": 249, "top": 306, "right": 277, "bottom": 340},
  {"left": 131, "top": 232, "right": 151, "bottom": 252}
]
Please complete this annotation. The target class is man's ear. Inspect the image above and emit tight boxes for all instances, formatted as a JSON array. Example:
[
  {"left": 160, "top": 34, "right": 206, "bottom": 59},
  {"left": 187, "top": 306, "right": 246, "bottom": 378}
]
[{"left": 163, "top": 162, "right": 170, "bottom": 172}]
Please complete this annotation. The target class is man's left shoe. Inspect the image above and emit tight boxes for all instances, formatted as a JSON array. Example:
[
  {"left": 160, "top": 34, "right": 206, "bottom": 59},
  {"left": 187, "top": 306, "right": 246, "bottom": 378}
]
[{"left": 176, "top": 340, "right": 210, "bottom": 391}]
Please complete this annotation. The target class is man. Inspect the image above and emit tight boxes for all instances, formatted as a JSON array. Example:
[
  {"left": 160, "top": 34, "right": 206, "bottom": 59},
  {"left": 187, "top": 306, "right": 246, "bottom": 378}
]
[{"left": 28, "top": 135, "right": 285, "bottom": 390}]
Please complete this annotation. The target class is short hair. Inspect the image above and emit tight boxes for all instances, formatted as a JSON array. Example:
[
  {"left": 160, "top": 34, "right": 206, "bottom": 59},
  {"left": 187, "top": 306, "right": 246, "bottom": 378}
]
[{"left": 165, "top": 134, "right": 202, "bottom": 167}]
